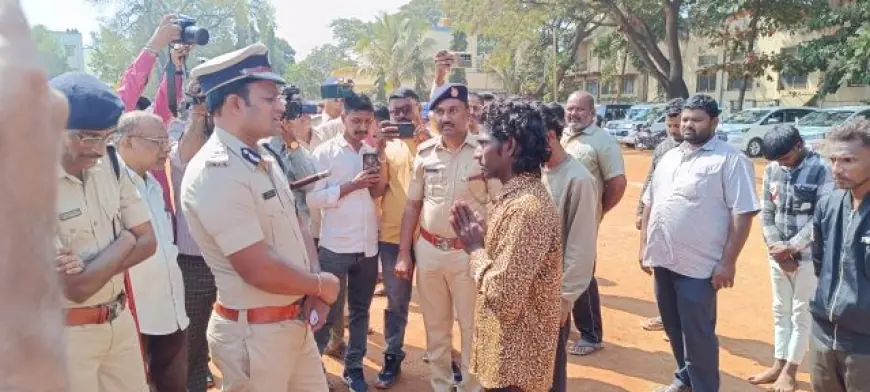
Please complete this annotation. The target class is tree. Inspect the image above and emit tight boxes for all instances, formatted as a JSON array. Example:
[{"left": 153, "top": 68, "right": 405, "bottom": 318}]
[
  {"left": 692, "top": 0, "right": 824, "bottom": 110},
  {"left": 443, "top": 0, "right": 606, "bottom": 100},
  {"left": 448, "top": 31, "right": 468, "bottom": 84},
  {"left": 398, "top": 0, "right": 444, "bottom": 26},
  {"left": 354, "top": 12, "right": 435, "bottom": 93},
  {"left": 782, "top": 1, "right": 870, "bottom": 102},
  {"left": 86, "top": 0, "right": 295, "bottom": 95},
  {"left": 285, "top": 44, "right": 356, "bottom": 98},
  {"left": 582, "top": 0, "right": 691, "bottom": 99},
  {"left": 31, "top": 25, "right": 71, "bottom": 77},
  {"left": 329, "top": 18, "right": 369, "bottom": 54}
]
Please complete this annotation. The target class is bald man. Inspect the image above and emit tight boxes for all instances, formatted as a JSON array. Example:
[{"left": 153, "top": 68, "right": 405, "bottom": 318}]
[
  {"left": 0, "top": 0, "right": 72, "bottom": 389},
  {"left": 561, "top": 91, "right": 627, "bottom": 356}
]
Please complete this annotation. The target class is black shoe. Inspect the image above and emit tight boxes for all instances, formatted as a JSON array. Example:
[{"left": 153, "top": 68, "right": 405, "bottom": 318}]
[
  {"left": 343, "top": 368, "right": 369, "bottom": 392},
  {"left": 374, "top": 354, "right": 402, "bottom": 389},
  {"left": 451, "top": 360, "right": 462, "bottom": 387}
]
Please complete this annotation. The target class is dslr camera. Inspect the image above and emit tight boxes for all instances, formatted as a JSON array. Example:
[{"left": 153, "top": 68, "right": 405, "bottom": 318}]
[
  {"left": 282, "top": 85, "right": 319, "bottom": 120},
  {"left": 175, "top": 15, "right": 210, "bottom": 46}
]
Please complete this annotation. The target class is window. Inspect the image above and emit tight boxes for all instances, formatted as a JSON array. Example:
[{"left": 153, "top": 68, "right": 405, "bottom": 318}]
[
  {"left": 622, "top": 75, "right": 636, "bottom": 95},
  {"left": 601, "top": 80, "right": 616, "bottom": 95},
  {"left": 65, "top": 45, "right": 76, "bottom": 57},
  {"left": 857, "top": 110, "right": 870, "bottom": 120},
  {"left": 780, "top": 47, "right": 809, "bottom": 89},
  {"left": 586, "top": 79, "right": 599, "bottom": 97},
  {"left": 727, "top": 73, "right": 753, "bottom": 91},
  {"left": 784, "top": 109, "right": 814, "bottom": 123},
  {"left": 763, "top": 111, "right": 785, "bottom": 125},
  {"left": 696, "top": 73, "right": 717, "bottom": 92},
  {"left": 698, "top": 55, "right": 719, "bottom": 68}
]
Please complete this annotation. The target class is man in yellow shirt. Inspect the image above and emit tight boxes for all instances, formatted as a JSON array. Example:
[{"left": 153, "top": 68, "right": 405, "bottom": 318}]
[{"left": 371, "top": 87, "right": 430, "bottom": 388}]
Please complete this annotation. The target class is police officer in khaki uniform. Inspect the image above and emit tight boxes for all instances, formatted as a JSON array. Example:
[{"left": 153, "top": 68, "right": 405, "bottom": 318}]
[
  {"left": 180, "top": 43, "right": 341, "bottom": 391},
  {"left": 51, "top": 72, "right": 158, "bottom": 392},
  {"left": 395, "top": 83, "right": 498, "bottom": 392}
]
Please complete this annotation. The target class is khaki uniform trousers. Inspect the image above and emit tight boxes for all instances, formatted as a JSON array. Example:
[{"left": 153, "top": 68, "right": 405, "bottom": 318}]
[
  {"left": 415, "top": 237, "right": 482, "bottom": 392},
  {"left": 207, "top": 310, "right": 328, "bottom": 391},
  {"left": 65, "top": 308, "right": 148, "bottom": 392}
]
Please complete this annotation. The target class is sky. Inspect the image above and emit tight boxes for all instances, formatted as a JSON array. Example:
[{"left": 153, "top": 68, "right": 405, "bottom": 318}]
[{"left": 21, "top": 0, "right": 411, "bottom": 58}]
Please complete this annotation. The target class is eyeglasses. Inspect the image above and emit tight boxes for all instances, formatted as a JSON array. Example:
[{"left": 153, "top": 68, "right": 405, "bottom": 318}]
[
  {"left": 131, "top": 135, "right": 171, "bottom": 148},
  {"left": 70, "top": 131, "right": 116, "bottom": 146}
]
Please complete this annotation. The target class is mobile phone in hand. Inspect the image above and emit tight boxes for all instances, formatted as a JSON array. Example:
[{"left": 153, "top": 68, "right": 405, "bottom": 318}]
[
  {"left": 394, "top": 122, "right": 415, "bottom": 138},
  {"left": 363, "top": 153, "right": 379, "bottom": 171}
]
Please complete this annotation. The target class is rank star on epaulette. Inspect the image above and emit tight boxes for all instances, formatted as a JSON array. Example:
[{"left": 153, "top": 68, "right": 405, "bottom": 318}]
[{"left": 240, "top": 147, "right": 262, "bottom": 166}]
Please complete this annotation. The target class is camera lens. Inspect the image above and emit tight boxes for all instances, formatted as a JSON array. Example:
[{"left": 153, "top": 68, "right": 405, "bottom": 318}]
[{"left": 183, "top": 26, "right": 210, "bottom": 46}]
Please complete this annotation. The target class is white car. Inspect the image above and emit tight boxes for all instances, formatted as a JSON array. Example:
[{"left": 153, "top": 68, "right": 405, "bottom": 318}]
[
  {"left": 605, "top": 104, "right": 666, "bottom": 146},
  {"left": 717, "top": 107, "right": 817, "bottom": 157},
  {"left": 799, "top": 106, "right": 870, "bottom": 152}
]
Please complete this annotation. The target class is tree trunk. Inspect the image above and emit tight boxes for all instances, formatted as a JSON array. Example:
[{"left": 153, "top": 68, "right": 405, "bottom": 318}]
[
  {"left": 615, "top": 51, "right": 627, "bottom": 103},
  {"left": 735, "top": 5, "right": 761, "bottom": 111},
  {"left": 662, "top": 0, "right": 689, "bottom": 98}
]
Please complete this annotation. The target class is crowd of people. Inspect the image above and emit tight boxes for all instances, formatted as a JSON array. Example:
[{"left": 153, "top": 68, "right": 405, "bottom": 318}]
[{"left": 4, "top": 7, "right": 870, "bottom": 392}]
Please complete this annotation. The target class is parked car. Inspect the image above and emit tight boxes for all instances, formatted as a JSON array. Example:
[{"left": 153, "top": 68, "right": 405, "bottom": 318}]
[
  {"left": 716, "top": 106, "right": 817, "bottom": 157},
  {"left": 605, "top": 104, "right": 667, "bottom": 146},
  {"left": 799, "top": 106, "right": 870, "bottom": 152},
  {"left": 595, "top": 104, "right": 632, "bottom": 127}
]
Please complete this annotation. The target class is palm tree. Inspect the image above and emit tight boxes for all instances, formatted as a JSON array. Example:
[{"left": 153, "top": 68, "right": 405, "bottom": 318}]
[{"left": 354, "top": 12, "right": 435, "bottom": 94}]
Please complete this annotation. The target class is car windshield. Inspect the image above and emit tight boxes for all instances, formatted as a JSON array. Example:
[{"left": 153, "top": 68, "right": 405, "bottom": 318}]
[
  {"left": 798, "top": 110, "right": 855, "bottom": 127},
  {"left": 723, "top": 109, "right": 771, "bottom": 125},
  {"left": 626, "top": 107, "right": 653, "bottom": 120}
]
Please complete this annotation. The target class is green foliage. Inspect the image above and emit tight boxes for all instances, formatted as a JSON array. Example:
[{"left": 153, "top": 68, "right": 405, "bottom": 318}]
[
  {"left": 782, "top": 1, "right": 870, "bottom": 97},
  {"left": 398, "top": 0, "right": 444, "bottom": 26},
  {"left": 354, "top": 12, "right": 435, "bottom": 93},
  {"left": 329, "top": 18, "right": 369, "bottom": 53},
  {"left": 86, "top": 0, "right": 295, "bottom": 96},
  {"left": 31, "top": 25, "right": 72, "bottom": 77}
]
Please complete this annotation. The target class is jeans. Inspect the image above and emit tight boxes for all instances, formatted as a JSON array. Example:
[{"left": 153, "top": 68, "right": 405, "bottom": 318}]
[
  {"left": 550, "top": 315, "right": 571, "bottom": 392},
  {"left": 654, "top": 267, "right": 719, "bottom": 392},
  {"left": 769, "top": 259, "right": 816, "bottom": 364},
  {"left": 379, "top": 242, "right": 413, "bottom": 358},
  {"left": 314, "top": 247, "right": 379, "bottom": 370}
]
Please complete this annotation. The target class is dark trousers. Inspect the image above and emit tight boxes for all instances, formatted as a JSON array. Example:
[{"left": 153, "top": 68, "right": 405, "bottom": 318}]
[
  {"left": 142, "top": 329, "right": 188, "bottom": 392},
  {"left": 573, "top": 276, "right": 603, "bottom": 344},
  {"left": 314, "top": 248, "right": 379, "bottom": 370},
  {"left": 178, "top": 254, "right": 217, "bottom": 392},
  {"left": 550, "top": 315, "right": 571, "bottom": 392},
  {"left": 655, "top": 267, "right": 719, "bottom": 392},
  {"left": 810, "top": 325, "right": 870, "bottom": 392},
  {"left": 484, "top": 387, "right": 522, "bottom": 392},
  {"left": 379, "top": 242, "right": 413, "bottom": 359}
]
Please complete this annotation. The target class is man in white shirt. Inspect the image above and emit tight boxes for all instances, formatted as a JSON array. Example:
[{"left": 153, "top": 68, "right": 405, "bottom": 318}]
[
  {"left": 308, "top": 92, "right": 381, "bottom": 392},
  {"left": 115, "top": 110, "right": 189, "bottom": 391}
]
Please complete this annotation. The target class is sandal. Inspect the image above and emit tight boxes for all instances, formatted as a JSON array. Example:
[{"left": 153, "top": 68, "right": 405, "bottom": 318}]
[
  {"left": 568, "top": 339, "right": 603, "bottom": 356},
  {"left": 642, "top": 316, "right": 665, "bottom": 331}
]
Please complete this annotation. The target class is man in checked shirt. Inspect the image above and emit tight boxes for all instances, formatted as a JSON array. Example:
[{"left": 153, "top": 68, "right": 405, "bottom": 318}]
[
  {"left": 636, "top": 98, "right": 684, "bottom": 333},
  {"left": 749, "top": 124, "right": 832, "bottom": 392}
]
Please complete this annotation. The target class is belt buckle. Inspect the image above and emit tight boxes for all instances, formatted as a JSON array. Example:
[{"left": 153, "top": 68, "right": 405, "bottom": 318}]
[{"left": 435, "top": 237, "right": 451, "bottom": 251}]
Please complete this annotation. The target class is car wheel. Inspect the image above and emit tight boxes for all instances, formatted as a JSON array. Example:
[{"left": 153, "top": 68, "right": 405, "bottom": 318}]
[{"left": 747, "top": 138, "right": 764, "bottom": 158}]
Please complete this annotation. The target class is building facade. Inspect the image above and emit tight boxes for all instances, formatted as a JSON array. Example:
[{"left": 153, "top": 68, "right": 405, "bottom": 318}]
[{"left": 48, "top": 29, "right": 86, "bottom": 73}]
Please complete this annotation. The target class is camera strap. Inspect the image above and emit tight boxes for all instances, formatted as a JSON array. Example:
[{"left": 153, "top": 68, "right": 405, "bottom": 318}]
[{"left": 165, "top": 49, "right": 188, "bottom": 118}]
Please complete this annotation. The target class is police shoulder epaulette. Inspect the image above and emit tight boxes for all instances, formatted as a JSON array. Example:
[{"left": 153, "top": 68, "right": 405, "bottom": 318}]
[
  {"left": 417, "top": 137, "right": 439, "bottom": 153},
  {"left": 204, "top": 144, "right": 230, "bottom": 168}
]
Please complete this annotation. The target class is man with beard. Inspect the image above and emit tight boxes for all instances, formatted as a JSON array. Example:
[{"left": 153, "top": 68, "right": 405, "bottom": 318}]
[
  {"left": 561, "top": 91, "right": 627, "bottom": 356},
  {"left": 52, "top": 72, "right": 158, "bottom": 392},
  {"left": 116, "top": 111, "right": 189, "bottom": 391},
  {"left": 308, "top": 92, "right": 381, "bottom": 392},
  {"left": 398, "top": 83, "right": 497, "bottom": 392},
  {"left": 450, "top": 98, "right": 562, "bottom": 392},
  {"left": 369, "top": 87, "right": 431, "bottom": 388},
  {"left": 468, "top": 92, "right": 485, "bottom": 134},
  {"left": 640, "top": 95, "right": 759, "bottom": 392},
  {"left": 636, "top": 98, "right": 685, "bottom": 333},
  {"left": 808, "top": 118, "right": 870, "bottom": 392}
]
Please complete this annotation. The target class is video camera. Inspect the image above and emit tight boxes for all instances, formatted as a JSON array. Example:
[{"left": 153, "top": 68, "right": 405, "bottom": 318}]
[
  {"left": 320, "top": 79, "right": 355, "bottom": 99},
  {"left": 174, "top": 15, "right": 210, "bottom": 46},
  {"left": 282, "top": 85, "right": 319, "bottom": 120}
]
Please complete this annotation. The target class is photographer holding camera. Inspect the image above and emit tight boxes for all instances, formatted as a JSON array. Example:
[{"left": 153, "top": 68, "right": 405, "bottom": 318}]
[{"left": 261, "top": 86, "right": 320, "bottom": 230}]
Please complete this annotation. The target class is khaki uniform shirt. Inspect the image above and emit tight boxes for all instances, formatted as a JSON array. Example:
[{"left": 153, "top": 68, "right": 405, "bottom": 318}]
[
  {"left": 560, "top": 124, "right": 625, "bottom": 209},
  {"left": 56, "top": 156, "right": 151, "bottom": 309},
  {"left": 408, "top": 133, "right": 501, "bottom": 238},
  {"left": 181, "top": 128, "right": 310, "bottom": 309}
]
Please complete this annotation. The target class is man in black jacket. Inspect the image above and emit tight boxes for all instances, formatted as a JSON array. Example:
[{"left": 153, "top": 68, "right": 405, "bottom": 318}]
[{"left": 810, "top": 118, "right": 870, "bottom": 392}]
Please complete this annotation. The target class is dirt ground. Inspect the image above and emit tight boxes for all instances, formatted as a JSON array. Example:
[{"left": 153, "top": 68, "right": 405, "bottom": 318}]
[{"left": 211, "top": 148, "right": 809, "bottom": 392}]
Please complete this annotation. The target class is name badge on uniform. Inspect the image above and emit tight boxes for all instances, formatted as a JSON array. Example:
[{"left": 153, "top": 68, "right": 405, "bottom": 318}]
[
  {"left": 59, "top": 208, "right": 82, "bottom": 221},
  {"left": 861, "top": 236, "right": 870, "bottom": 245},
  {"left": 262, "top": 189, "right": 277, "bottom": 200}
]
